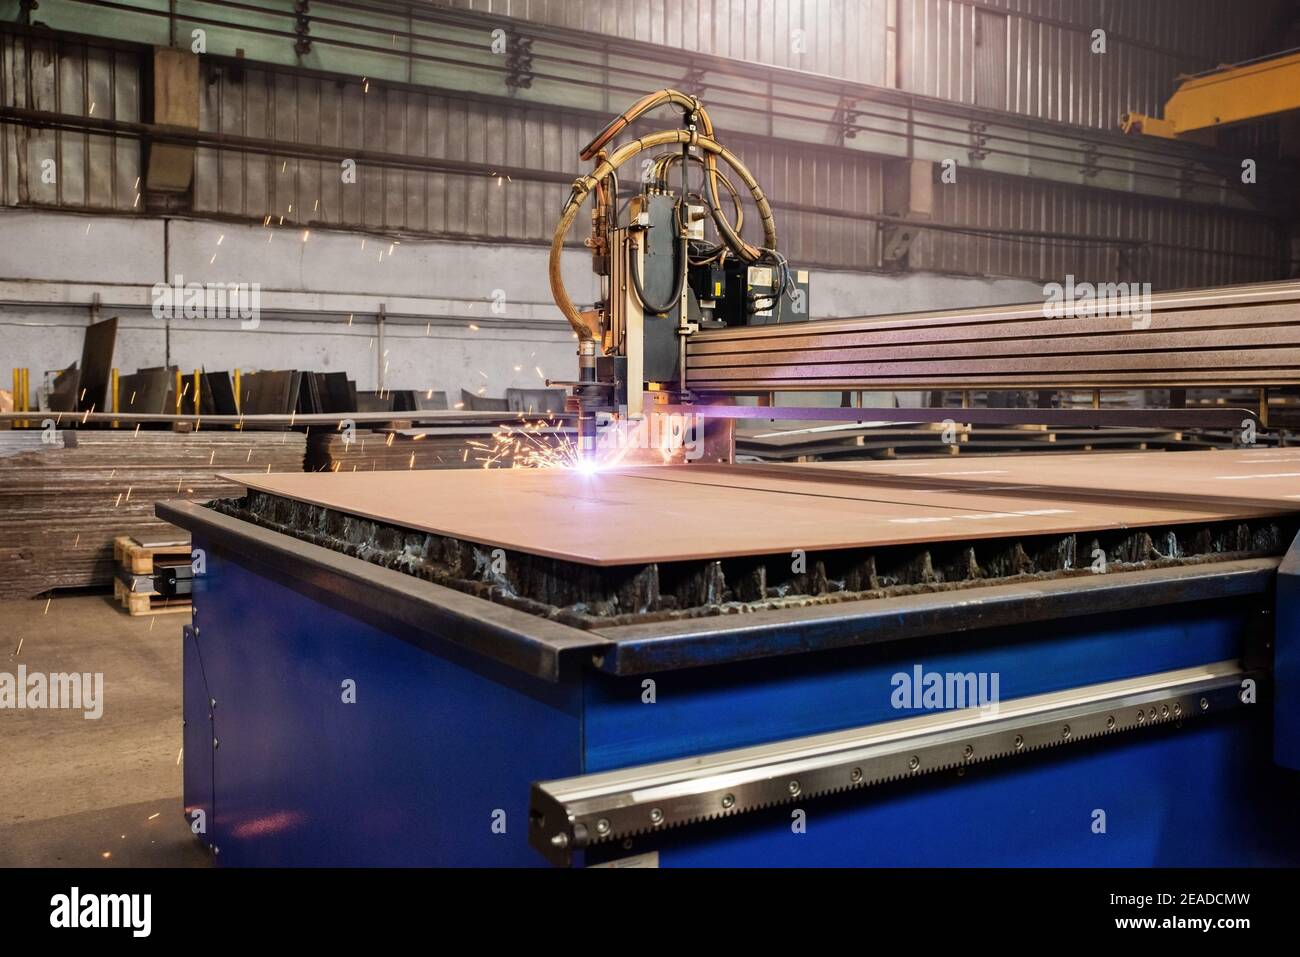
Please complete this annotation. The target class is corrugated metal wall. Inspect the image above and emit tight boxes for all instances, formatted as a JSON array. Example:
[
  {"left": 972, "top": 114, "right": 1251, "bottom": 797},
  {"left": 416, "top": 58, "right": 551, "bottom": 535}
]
[
  {"left": 190, "top": 58, "right": 1277, "bottom": 285},
  {"left": 192, "top": 58, "right": 883, "bottom": 270},
  {"left": 899, "top": 0, "right": 1284, "bottom": 128},
  {"left": 196, "top": 68, "right": 582, "bottom": 243},
  {"left": 0, "top": 32, "right": 141, "bottom": 210},
  {"left": 980, "top": 0, "right": 1278, "bottom": 62},
  {"left": 0, "top": 7, "right": 1289, "bottom": 288},
  {"left": 899, "top": 0, "right": 1284, "bottom": 129},
  {"left": 442, "top": 0, "right": 892, "bottom": 85},
  {"left": 360, "top": 0, "right": 1296, "bottom": 284},
  {"left": 910, "top": 173, "right": 1283, "bottom": 287},
  {"left": 455, "top": 0, "right": 1284, "bottom": 130}
]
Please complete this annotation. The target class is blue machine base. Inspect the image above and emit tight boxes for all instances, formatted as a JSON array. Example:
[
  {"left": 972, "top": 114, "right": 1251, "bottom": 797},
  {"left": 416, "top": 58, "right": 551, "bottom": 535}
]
[{"left": 184, "top": 534, "right": 1300, "bottom": 867}]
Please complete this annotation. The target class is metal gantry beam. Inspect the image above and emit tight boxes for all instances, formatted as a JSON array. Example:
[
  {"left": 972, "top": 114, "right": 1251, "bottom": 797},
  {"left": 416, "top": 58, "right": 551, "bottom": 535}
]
[{"left": 686, "top": 280, "right": 1300, "bottom": 392}]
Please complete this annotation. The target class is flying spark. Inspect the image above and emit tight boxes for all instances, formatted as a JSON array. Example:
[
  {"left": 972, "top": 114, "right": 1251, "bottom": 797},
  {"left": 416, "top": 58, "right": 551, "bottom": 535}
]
[{"left": 472, "top": 416, "right": 630, "bottom": 473}]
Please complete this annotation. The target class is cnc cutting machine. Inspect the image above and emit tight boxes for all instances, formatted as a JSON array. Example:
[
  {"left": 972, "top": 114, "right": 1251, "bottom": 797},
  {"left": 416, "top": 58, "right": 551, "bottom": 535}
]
[
  {"left": 545, "top": 89, "right": 812, "bottom": 457},
  {"left": 159, "top": 92, "right": 1300, "bottom": 868},
  {"left": 547, "top": 89, "right": 1293, "bottom": 462}
]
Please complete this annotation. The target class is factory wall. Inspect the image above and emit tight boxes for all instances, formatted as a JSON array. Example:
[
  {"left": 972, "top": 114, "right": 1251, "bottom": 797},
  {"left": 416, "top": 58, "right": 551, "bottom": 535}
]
[
  {"left": 897, "top": 0, "right": 1282, "bottom": 127},
  {"left": 188, "top": 58, "right": 881, "bottom": 272},
  {"left": 14, "top": 0, "right": 1281, "bottom": 127},
  {"left": 2, "top": 26, "right": 1285, "bottom": 288},
  {"left": 0, "top": 207, "right": 1041, "bottom": 403},
  {"left": 907, "top": 174, "right": 1286, "bottom": 290},
  {"left": 153, "top": 52, "right": 1300, "bottom": 286},
  {"left": 0, "top": 207, "right": 585, "bottom": 402},
  {"left": 453, "top": 0, "right": 894, "bottom": 84},
  {"left": 450, "top": 0, "right": 1286, "bottom": 126},
  {"left": 0, "top": 2, "right": 1291, "bottom": 387}
]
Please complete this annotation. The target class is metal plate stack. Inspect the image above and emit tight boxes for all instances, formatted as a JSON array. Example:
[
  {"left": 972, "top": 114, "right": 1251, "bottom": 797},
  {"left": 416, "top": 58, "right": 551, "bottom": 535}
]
[
  {"left": 0, "top": 429, "right": 305, "bottom": 598},
  {"left": 732, "top": 421, "right": 1220, "bottom": 461}
]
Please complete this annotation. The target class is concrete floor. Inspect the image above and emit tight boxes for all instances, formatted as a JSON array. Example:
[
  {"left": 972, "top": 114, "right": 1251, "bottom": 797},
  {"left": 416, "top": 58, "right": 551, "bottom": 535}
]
[{"left": 0, "top": 593, "right": 210, "bottom": 867}]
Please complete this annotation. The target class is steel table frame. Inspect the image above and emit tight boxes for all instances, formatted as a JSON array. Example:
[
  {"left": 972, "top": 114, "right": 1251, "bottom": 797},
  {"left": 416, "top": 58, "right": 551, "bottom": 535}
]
[{"left": 159, "top": 500, "right": 1300, "bottom": 867}]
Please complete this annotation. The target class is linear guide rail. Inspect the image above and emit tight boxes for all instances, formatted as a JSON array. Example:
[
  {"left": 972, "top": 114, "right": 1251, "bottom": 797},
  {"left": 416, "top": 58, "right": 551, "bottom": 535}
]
[{"left": 530, "top": 662, "right": 1255, "bottom": 865}]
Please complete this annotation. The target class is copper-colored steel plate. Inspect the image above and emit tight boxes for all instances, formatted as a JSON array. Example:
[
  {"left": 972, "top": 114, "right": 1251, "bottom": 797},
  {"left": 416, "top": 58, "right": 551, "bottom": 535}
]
[
  {"left": 223, "top": 449, "right": 1300, "bottom": 564},
  {"left": 222, "top": 448, "right": 1300, "bottom": 567}
]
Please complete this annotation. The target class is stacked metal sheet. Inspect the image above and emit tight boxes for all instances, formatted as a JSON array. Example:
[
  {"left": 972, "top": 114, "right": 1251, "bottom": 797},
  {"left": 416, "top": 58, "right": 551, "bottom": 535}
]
[
  {"left": 687, "top": 281, "right": 1300, "bottom": 391},
  {"left": 733, "top": 422, "right": 1221, "bottom": 461},
  {"left": 0, "top": 429, "right": 305, "bottom": 599}
]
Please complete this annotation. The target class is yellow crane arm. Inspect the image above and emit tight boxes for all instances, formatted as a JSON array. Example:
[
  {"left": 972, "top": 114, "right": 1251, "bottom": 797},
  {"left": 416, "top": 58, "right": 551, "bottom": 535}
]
[{"left": 1122, "top": 48, "right": 1300, "bottom": 139}]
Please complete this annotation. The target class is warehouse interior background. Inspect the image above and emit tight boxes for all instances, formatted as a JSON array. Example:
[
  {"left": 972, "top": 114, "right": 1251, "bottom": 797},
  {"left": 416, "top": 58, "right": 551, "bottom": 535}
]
[
  {"left": 3, "top": 0, "right": 1297, "bottom": 400},
  {"left": 5, "top": 0, "right": 1300, "bottom": 876}
]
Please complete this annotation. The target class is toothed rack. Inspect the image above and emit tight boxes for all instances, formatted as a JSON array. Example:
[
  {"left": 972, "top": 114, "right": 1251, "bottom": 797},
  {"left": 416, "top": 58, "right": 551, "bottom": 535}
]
[{"left": 529, "top": 661, "right": 1256, "bottom": 866}]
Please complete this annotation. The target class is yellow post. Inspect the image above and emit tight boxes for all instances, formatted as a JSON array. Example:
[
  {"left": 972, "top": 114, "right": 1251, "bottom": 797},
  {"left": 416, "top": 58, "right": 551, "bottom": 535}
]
[
  {"left": 174, "top": 369, "right": 183, "bottom": 415},
  {"left": 20, "top": 367, "right": 29, "bottom": 428},
  {"left": 10, "top": 368, "right": 17, "bottom": 426},
  {"left": 193, "top": 369, "right": 201, "bottom": 421},
  {"left": 233, "top": 369, "right": 242, "bottom": 429},
  {"left": 111, "top": 368, "right": 119, "bottom": 428}
]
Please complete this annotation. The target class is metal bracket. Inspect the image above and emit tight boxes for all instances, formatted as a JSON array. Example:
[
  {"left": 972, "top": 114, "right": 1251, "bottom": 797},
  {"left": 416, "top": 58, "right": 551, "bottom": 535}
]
[
  {"left": 835, "top": 94, "right": 862, "bottom": 143},
  {"left": 1078, "top": 142, "right": 1099, "bottom": 178},
  {"left": 679, "top": 64, "right": 708, "bottom": 95},
  {"left": 967, "top": 121, "right": 989, "bottom": 162},
  {"left": 505, "top": 33, "right": 534, "bottom": 91},
  {"left": 530, "top": 661, "right": 1254, "bottom": 865},
  {"left": 293, "top": 1, "right": 312, "bottom": 57}
]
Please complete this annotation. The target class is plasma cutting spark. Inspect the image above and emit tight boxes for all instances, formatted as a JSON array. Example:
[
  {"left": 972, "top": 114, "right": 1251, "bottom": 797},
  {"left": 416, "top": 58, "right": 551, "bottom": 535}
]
[
  {"left": 469, "top": 415, "right": 631, "bottom": 472},
  {"left": 467, "top": 412, "right": 694, "bottom": 471}
]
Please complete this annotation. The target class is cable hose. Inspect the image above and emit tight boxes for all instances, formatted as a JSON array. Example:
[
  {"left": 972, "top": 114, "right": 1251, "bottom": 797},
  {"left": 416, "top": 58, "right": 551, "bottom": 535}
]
[
  {"left": 628, "top": 234, "right": 688, "bottom": 315},
  {"left": 552, "top": 90, "right": 777, "bottom": 341}
]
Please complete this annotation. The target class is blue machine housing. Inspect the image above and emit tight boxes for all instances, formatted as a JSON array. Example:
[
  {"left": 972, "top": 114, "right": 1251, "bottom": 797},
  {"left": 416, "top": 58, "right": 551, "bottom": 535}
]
[{"left": 162, "top": 500, "right": 1300, "bottom": 867}]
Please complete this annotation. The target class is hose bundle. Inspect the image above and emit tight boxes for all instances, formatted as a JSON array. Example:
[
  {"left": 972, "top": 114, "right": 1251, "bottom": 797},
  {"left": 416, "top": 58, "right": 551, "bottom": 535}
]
[{"left": 549, "top": 90, "right": 780, "bottom": 341}]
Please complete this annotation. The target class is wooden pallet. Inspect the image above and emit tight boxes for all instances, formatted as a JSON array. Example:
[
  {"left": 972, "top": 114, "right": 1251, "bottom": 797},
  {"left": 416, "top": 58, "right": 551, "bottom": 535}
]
[
  {"left": 113, "top": 535, "right": 190, "bottom": 575},
  {"left": 112, "top": 576, "right": 191, "bottom": 617},
  {"left": 112, "top": 535, "right": 192, "bottom": 616}
]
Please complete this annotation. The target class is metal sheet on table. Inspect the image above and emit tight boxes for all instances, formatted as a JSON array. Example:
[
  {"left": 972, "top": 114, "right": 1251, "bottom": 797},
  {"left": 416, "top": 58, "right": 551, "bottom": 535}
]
[{"left": 219, "top": 448, "right": 1300, "bottom": 567}]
